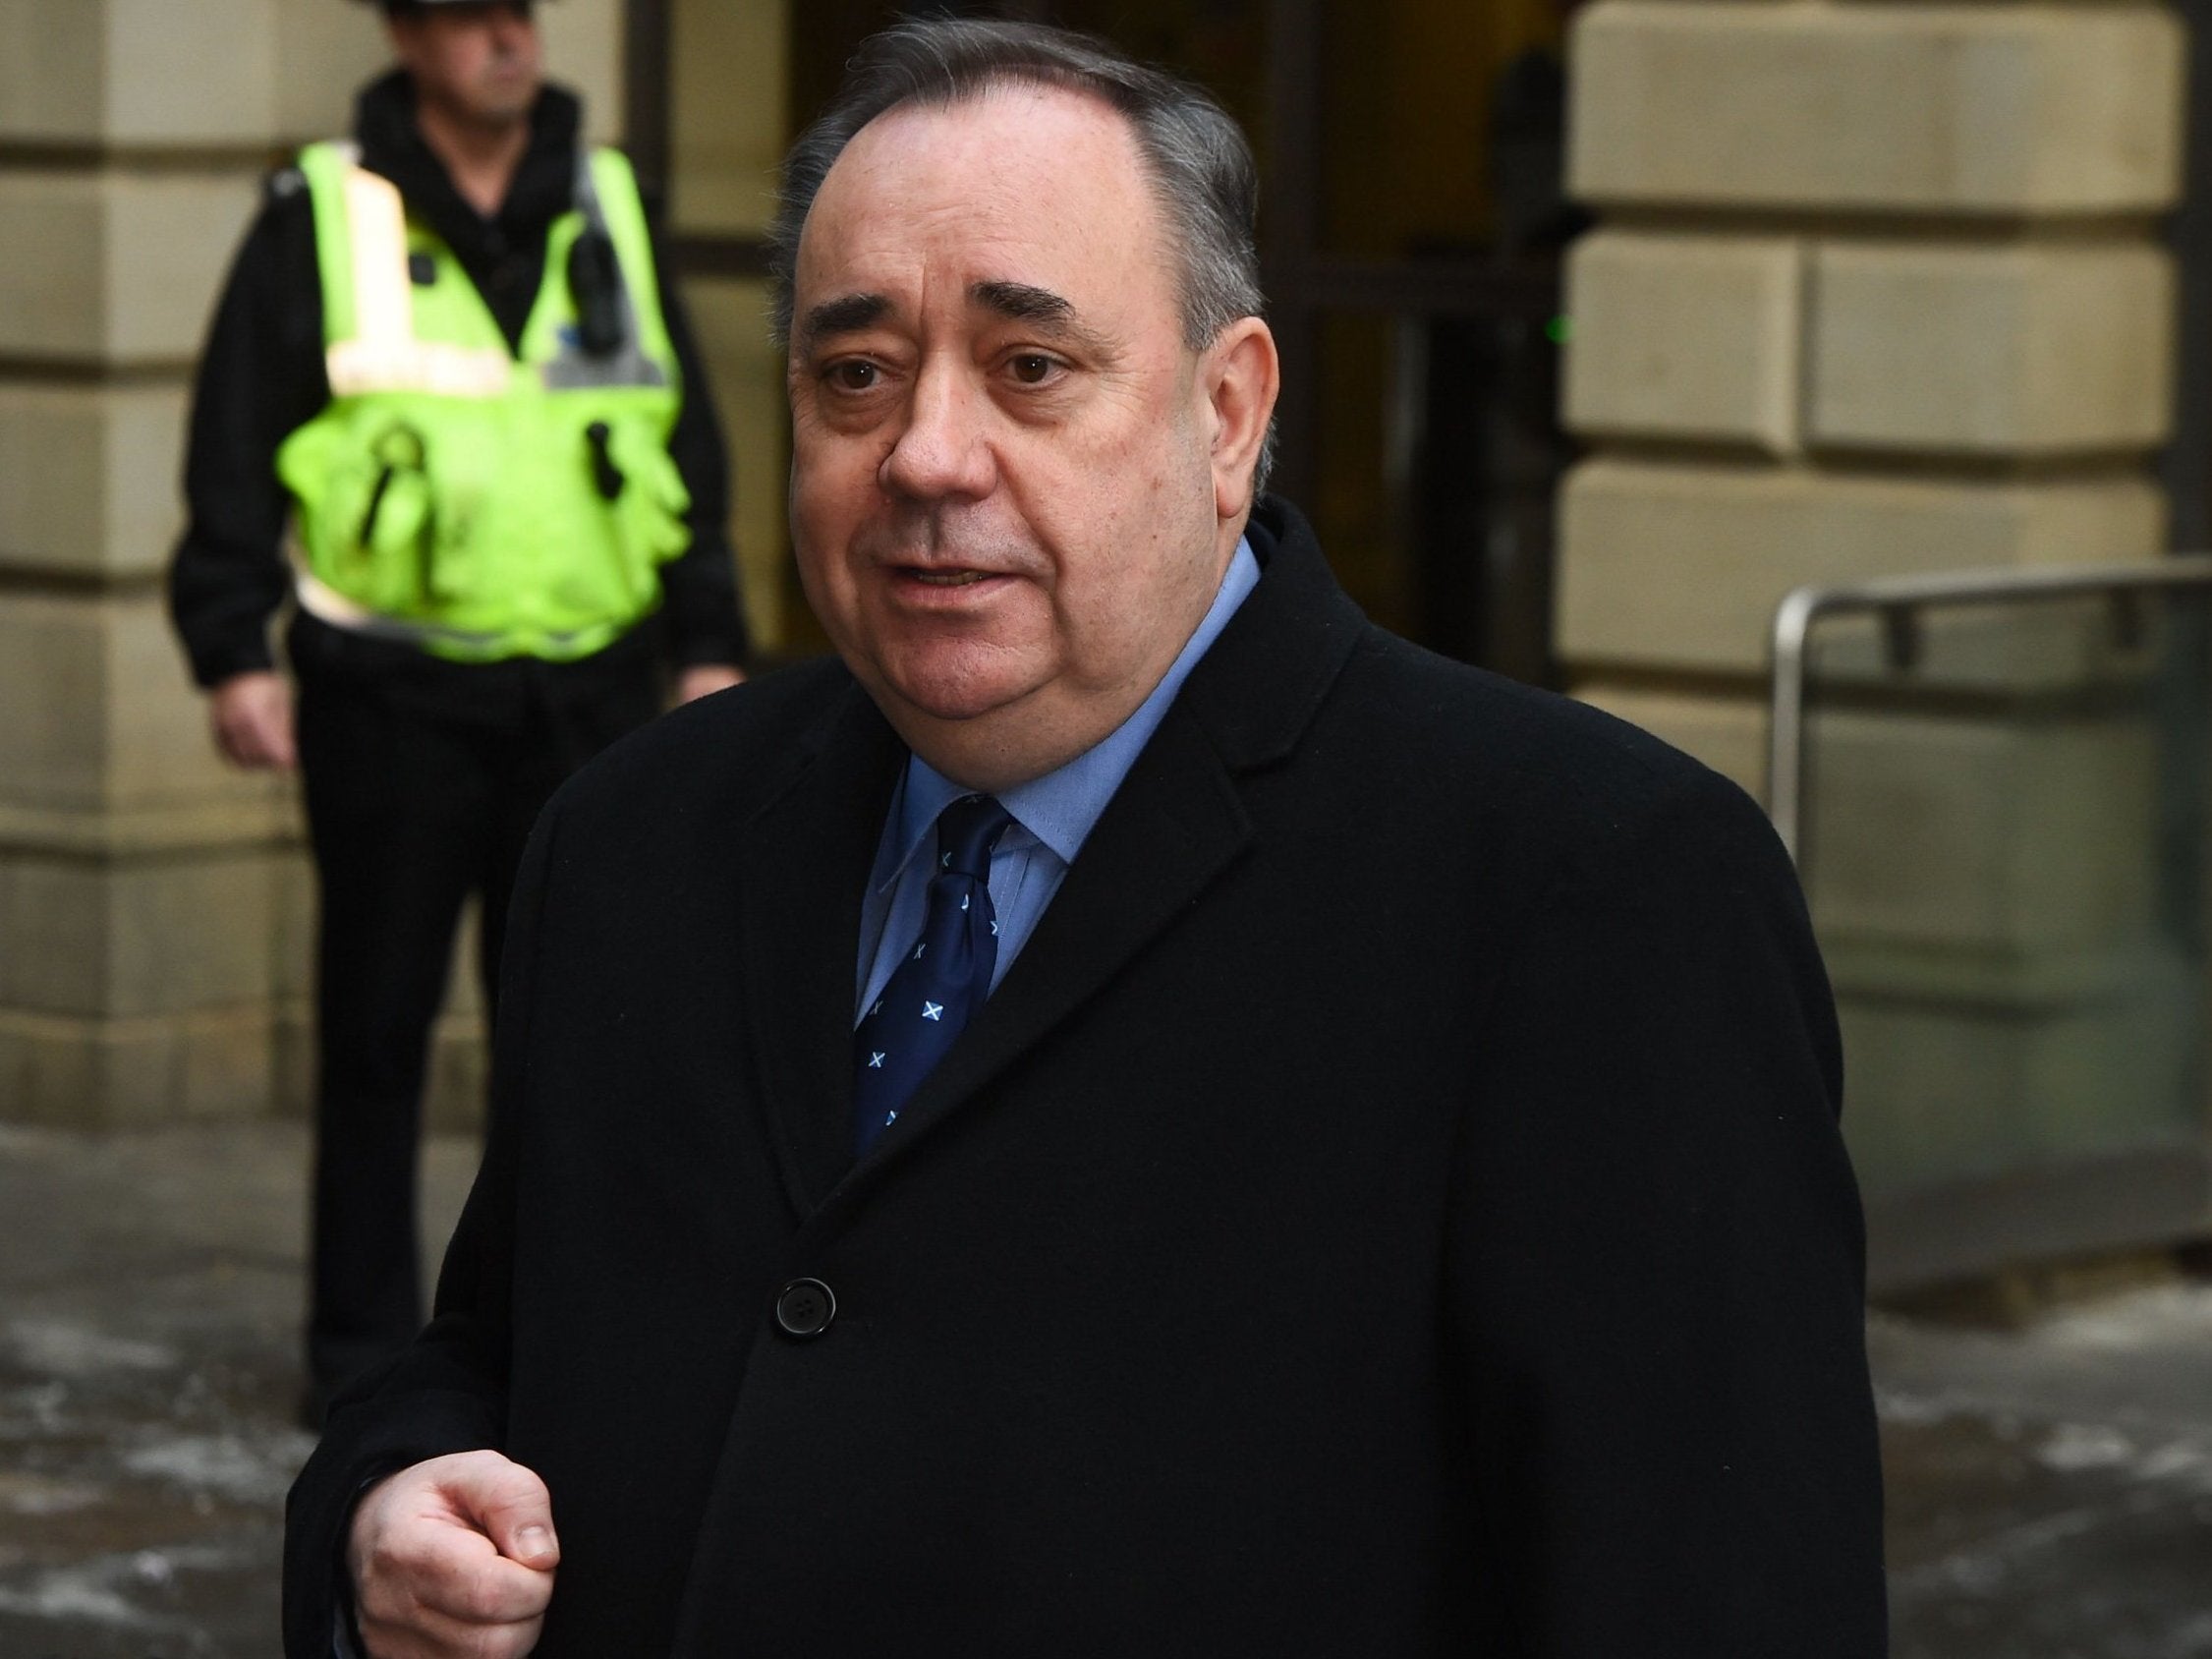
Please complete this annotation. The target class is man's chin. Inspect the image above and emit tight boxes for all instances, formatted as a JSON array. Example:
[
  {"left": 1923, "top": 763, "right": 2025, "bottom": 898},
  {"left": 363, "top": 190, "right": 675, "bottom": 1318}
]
[
  {"left": 466, "top": 86, "right": 540, "bottom": 125},
  {"left": 884, "top": 681, "right": 1031, "bottom": 728},
  {"left": 860, "top": 653, "right": 1047, "bottom": 730}
]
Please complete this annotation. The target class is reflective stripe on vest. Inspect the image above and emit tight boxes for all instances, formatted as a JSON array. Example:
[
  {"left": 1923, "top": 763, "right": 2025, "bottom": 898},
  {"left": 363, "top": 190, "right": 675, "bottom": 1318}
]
[
  {"left": 292, "top": 566, "right": 624, "bottom": 657},
  {"left": 323, "top": 147, "right": 512, "bottom": 399}
]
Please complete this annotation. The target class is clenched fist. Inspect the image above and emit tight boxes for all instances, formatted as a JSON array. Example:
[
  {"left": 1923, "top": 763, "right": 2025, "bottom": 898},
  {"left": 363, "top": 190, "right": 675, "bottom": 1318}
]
[{"left": 347, "top": 1451, "right": 559, "bottom": 1659}]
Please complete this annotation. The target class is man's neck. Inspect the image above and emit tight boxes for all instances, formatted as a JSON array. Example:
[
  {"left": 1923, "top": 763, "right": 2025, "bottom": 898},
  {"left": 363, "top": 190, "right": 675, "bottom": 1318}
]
[{"left": 414, "top": 98, "right": 532, "bottom": 218}]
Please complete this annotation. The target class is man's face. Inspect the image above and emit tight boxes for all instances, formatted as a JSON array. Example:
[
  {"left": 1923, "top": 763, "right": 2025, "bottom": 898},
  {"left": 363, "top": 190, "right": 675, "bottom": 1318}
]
[
  {"left": 389, "top": 2, "right": 541, "bottom": 131},
  {"left": 787, "top": 87, "right": 1274, "bottom": 789}
]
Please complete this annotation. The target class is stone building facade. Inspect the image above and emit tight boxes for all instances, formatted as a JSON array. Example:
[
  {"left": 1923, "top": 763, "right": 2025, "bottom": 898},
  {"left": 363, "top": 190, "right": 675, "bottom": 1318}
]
[{"left": 1558, "top": 0, "right": 2200, "bottom": 1278}]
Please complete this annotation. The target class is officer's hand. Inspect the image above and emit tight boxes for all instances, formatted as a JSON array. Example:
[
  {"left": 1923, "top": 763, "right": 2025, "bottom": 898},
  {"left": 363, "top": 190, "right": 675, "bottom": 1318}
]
[
  {"left": 674, "top": 663, "right": 745, "bottom": 705},
  {"left": 347, "top": 1451, "right": 559, "bottom": 1659},
  {"left": 208, "top": 671, "right": 296, "bottom": 771}
]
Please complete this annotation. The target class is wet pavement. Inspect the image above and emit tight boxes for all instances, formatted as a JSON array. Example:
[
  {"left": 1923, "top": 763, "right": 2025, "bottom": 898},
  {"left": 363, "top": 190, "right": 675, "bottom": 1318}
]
[
  {"left": 1, "top": 1118, "right": 2207, "bottom": 1656},
  {"left": 1874, "top": 1287, "right": 2212, "bottom": 1657},
  {"left": 0, "top": 1123, "right": 476, "bottom": 1658}
]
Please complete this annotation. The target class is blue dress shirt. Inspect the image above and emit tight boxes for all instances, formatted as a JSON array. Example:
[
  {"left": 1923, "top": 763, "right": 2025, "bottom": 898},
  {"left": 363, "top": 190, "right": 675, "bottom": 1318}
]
[{"left": 855, "top": 537, "right": 1261, "bottom": 1021}]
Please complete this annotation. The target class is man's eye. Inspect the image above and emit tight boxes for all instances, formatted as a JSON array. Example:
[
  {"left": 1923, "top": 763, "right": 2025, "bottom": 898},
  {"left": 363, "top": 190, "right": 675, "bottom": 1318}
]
[
  {"left": 826, "top": 360, "right": 879, "bottom": 391},
  {"left": 1007, "top": 354, "right": 1057, "bottom": 385}
]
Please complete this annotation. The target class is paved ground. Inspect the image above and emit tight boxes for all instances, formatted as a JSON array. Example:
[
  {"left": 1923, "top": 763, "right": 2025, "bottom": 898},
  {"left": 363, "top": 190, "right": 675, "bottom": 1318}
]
[
  {"left": 0, "top": 1123, "right": 478, "bottom": 1658},
  {"left": 1873, "top": 1288, "right": 2212, "bottom": 1658},
  {"left": 1, "top": 1120, "right": 2208, "bottom": 1656}
]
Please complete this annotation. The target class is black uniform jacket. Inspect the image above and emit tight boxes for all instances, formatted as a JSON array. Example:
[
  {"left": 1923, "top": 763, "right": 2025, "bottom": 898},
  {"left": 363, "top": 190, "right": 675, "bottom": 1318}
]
[
  {"left": 284, "top": 499, "right": 1887, "bottom": 1656},
  {"left": 168, "top": 71, "right": 747, "bottom": 693}
]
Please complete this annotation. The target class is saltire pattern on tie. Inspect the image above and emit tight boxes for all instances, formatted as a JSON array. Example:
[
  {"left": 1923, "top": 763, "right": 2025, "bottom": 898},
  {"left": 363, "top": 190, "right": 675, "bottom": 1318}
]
[{"left": 851, "top": 793, "right": 1014, "bottom": 1155}]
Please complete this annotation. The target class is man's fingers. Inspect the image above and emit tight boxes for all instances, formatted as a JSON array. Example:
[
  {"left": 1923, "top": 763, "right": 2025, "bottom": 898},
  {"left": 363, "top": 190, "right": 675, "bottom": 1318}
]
[
  {"left": 215, "top": 716, "right": 289, "bottom": 770},
  {"left": 349, "top": 1452, "right": 560, "bottom": 1655},
  {"left": 240, "top": 701, "right": 297, "bottom": 769},
  {"left": 436, "top": 1451, "right": 560, "bottom": 1569},
  {"left": 396, "top": 1536, "right": 557, "bottom": 1626},
  {"left": 258, "top": 713, "right": 298, "bottom": 770},
  {"left": 207, "top": 672, "right": 296, "bottom": 771}
]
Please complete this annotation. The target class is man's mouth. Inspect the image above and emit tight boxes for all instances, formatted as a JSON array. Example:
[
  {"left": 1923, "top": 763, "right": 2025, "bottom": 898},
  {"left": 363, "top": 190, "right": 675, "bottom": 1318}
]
[{"left": 907, "top": 569, "right": 993, "bottom": 588}]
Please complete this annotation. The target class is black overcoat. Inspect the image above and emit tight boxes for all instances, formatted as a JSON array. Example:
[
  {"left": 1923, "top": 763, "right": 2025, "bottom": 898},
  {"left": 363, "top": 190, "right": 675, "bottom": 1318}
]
[{"left": 286, "top": 498, "right": 1887, "bottom": 1656}]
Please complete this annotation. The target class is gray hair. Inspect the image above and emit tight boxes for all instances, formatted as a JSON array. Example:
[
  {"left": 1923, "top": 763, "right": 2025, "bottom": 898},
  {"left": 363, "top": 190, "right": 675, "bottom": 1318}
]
[{"left": 770, "top": 18, "right": 1274, "bottom": 487}]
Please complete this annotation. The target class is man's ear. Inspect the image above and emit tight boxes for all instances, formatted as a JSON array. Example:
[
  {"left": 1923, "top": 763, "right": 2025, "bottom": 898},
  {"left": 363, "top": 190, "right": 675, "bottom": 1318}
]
[{"left": 1201, "top": 317, "right": 1280, "bottom": 523}]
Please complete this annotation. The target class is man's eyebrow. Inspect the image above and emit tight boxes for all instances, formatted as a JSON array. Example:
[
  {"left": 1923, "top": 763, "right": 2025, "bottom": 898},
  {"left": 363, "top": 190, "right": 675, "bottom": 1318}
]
[
  {"left": 970, "top": 281, "right": 1108, "bottom": 351},
  {"left": 796, "top": 292, "right": 891, "bottom": 351}
]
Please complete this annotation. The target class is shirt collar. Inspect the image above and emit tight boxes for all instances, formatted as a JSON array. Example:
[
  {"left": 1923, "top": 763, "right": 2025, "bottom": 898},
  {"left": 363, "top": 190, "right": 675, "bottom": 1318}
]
[{"left": 872, "top": 535, "right": 1262, "bottom": 891}]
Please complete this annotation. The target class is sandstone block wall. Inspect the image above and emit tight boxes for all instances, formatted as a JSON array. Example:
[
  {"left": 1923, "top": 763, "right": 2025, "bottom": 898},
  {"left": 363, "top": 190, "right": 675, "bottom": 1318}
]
[
  {"left": 1569, "top": 5, "right": 2184, "bottom": 215},
  {"left": 1560, "top": 0, "right": 2196, "bottom": 1219},
  {"left": 0, "top": 0, "right": 310, "bottom": 1124}
]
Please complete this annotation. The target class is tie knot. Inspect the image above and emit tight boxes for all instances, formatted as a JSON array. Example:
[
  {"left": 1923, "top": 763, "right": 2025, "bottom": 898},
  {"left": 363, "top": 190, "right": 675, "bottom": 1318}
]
[{"left": 936, "top": 794, "right": 1012, "bottom": 880}]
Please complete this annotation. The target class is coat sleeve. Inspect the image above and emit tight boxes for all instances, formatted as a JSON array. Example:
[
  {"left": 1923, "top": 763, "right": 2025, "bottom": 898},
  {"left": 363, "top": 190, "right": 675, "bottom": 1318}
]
[
  {"left": 1445, "top": 768, "right": 1888, "bottom": 1655},
  {"left": 279, "top": 790, "right": 563, "bottom": 1658},
  {"left": 167, "top": 180, "right": 329, "bottom": 688}
]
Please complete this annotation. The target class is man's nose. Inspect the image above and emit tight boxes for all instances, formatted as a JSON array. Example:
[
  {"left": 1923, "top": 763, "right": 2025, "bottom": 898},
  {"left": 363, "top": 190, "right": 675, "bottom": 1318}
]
[{"left": 879, "top": 361, "right": 996, "bottom": 502}]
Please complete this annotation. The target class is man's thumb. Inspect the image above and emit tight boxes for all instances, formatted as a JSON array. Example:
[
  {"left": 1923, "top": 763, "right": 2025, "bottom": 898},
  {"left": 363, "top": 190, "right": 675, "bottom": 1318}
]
[
  {"left": 503, "top": 1517, "right": 559, "bottom": 1569},
  {"left": 449, "top": 1454, "right": 560, "bottom": 1569}
]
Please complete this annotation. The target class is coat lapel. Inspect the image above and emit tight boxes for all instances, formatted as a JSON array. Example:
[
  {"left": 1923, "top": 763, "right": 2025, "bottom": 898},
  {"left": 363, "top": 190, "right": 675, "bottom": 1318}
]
[
  {"left": 734, "top": 681, "right": 904, "bottom": 1214},
  {"left": 837, "top": 498, "right": 1368, "bottom": 1185},
  {"left": 868, "top": 699, "right": 1254, "bottom": 1157}
]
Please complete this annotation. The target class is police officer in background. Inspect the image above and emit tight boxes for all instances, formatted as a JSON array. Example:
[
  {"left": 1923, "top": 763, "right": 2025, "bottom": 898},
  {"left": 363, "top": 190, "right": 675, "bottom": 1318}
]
[{"left": 167, "top": 0, "right": 748, "bottom": 1425}]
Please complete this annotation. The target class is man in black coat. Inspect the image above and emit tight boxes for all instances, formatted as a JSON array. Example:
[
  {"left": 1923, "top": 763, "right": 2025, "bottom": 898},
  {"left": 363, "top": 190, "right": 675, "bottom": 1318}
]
[{"left": 286, "top": 19, "right": 1887, "bottom": 1657}]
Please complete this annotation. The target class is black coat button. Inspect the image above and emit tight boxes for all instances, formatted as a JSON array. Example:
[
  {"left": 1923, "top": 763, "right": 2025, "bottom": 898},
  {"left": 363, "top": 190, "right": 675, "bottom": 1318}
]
[{"left": 774, "top": 1278, "right": 835, "bottom": 1339}]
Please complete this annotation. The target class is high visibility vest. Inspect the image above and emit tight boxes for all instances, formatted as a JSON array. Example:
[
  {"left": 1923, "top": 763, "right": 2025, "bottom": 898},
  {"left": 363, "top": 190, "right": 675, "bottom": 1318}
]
[{"left": 276, "top": 140, "right": 689, "bottom": 662}]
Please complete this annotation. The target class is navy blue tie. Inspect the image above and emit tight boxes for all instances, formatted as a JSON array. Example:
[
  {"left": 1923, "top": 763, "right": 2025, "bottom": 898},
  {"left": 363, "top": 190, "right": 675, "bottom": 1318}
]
[{"left": 852, "top": 794, "right": 1014, "bottom": 1156}]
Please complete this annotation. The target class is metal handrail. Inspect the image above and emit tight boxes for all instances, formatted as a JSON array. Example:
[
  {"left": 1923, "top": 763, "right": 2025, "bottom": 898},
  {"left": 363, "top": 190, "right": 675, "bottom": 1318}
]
[{"left": 1768, "top": 556, "right": 2212, "bottom": 863}]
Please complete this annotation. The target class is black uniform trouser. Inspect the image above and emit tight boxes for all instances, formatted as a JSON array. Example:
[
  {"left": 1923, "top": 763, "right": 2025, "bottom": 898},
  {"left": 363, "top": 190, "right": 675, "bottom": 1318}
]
[{"left": 292, "top": 617, "right": 663, "bottom": 1390}]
